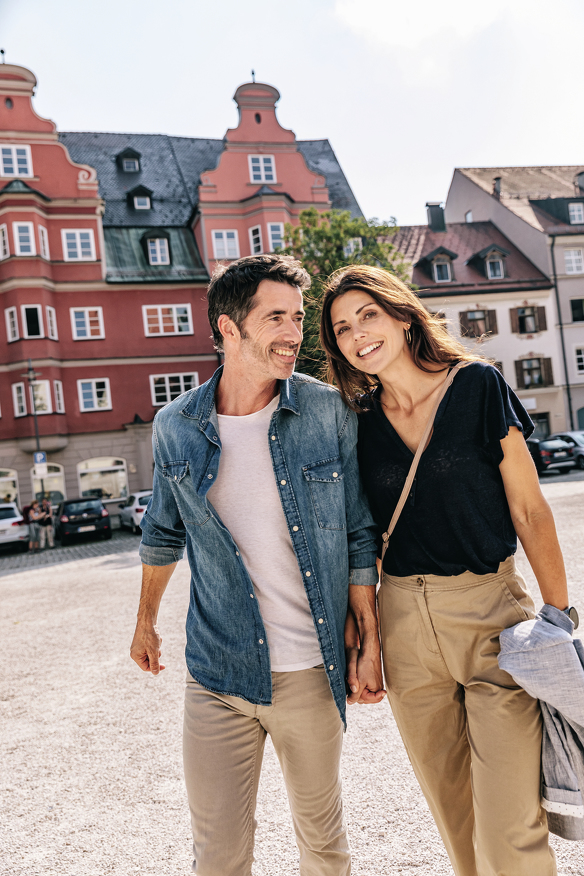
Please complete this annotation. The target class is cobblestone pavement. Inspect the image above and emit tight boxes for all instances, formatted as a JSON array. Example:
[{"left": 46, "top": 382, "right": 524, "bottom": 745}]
[
  {"left": 1, "top": 481, "right": 584, "bottom": 875},
  {"left": 0, "top": 526, "right": 140, "bottom": 576}
]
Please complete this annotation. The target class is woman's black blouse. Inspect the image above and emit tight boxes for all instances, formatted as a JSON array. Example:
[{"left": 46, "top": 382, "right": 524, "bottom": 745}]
[{"left": 357, "top": 362, "right": 534, "bottom": 577}]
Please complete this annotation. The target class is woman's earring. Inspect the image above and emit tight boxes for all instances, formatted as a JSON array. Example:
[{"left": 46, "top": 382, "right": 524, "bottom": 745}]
[{"left": 405, "top": 325, "right": 412, "bottom": 344}]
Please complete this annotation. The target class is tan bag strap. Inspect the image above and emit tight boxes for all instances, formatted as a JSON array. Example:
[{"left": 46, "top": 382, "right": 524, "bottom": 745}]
[{"left": 380, "top": 362, "right": 466, "bottom": 566}]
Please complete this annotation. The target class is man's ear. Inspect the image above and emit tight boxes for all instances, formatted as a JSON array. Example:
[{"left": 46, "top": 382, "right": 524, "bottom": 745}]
[{"left": 217, "top": 314, "right": 239, "bottom": 347}]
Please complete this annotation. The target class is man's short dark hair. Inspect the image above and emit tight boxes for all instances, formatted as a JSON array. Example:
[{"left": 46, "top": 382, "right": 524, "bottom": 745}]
[{"left": 207, "top": 254, "right": 311, "bottom": 350}]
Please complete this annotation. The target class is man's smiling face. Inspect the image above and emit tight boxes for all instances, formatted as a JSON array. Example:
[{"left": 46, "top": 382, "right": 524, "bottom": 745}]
[{"left": 236, "top": 279, "right": 304, "bottom": 381}]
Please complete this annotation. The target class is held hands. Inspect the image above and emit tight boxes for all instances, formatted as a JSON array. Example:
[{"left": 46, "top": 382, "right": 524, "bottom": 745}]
[
  {"left": 344, "top": 607, "right": 386, "bottom": 705},
  {"left": 130, "top": 619, "right": 165, "bottom": 675}
]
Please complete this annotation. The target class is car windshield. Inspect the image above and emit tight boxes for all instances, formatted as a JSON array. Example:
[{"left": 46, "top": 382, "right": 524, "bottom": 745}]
[
  {"left": 139, "top": 495, "right": 152, "bottom": 506},
  {"left": 0, "top": 507, "right": 17, "bottom": 520},
  {"left": 65, "top": 501, "right": 102, "bottom": 515},
  {"left": 545, "top": 440, "right": 569, "bottom": 449}
]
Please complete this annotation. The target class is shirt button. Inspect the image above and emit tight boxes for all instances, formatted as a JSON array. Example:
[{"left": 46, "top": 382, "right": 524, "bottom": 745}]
[
  {"left": 271, "top": 435, "right": 276, "bottom": 440},
  {"left": 259, "top": 639, "right": 264, "bottom": 644},
  {"left": 174, "top": 475, "right": 177, "bottom": 481},
  {"left": 292, "top": 526, "right": 299, "bottom": 532},
  {"left": 250, "top": 593, "right": 254, "bottom": 598},
  {"left": 329, "top": 664, "right": 334, "bottom": 671},
  {"left": 208, "top": 473, "right": 213, "bottom": 479},
  {"left": 305, "top": 571, "right": 311, "bottom": 577},
  {"left": 318, "top": 618, "right": 323, "bottom": 624},
  {"left": 213, "top": 435, "right": 218, "bottom": 440},
  {"left": 280, "top": 479, "right": 286, "bottom": 485},
  {"left": 235, "top": 551, "right": 240, "bottom": 557},
  {"left": 333, "top": 472, "right": 338, "bottom": 478}
]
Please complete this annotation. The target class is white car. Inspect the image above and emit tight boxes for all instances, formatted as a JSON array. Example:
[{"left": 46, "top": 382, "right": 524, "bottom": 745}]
[
  {"left": 0, "top": 503, "right": 29, "bottom": 552},
  {"left": 118, "top": 491, "right": 152, "bottom": 534}
]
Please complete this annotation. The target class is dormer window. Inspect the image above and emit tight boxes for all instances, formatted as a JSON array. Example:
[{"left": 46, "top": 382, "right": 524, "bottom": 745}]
[
  {"left": 147, "top": 238, "right": 170, "bottom": 265},
  {"left": 433, "top": 260, "right": 451, "bottom": 282},
  {"left": 487, "top": 258, "right": 503, "bottom": 279},
  {"left": 116, "top": 147, "right": 141, "bottom": 173},
  {"left": 134, "top": 195, "right": 151, "bottom": 210},
  {"left": 128, "top": 185, "right": 153, "bottom": 212},
  {"left": 569, "top": 202, "right": 584, "bottom": 225},
  {"left": 248, "top": 155, "right": 276, "bottom": 184},
  {"left": 123, "top": 158, "right": 139, "bottom": 173}
]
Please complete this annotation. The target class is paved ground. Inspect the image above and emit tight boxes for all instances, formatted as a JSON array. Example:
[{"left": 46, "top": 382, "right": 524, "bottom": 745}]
[
  {"left": 1, "top": 482, "right": 584, "bottom": 875},
  {"left": 0, "top": 527, "right": 140, "bottom": 577}
]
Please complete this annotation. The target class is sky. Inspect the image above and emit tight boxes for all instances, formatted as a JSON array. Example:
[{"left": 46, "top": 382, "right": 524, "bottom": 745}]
[{"left": 1, "top": 0, "right": 583, "bottom": 226}]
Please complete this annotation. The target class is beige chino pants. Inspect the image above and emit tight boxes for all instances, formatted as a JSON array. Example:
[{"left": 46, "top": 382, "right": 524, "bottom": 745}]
[
  {"left": 183, "top": 665, "right": 350, "bottom": 876},
  {"left": 379, "top": 556, "right": 556, "bottom": 876}
]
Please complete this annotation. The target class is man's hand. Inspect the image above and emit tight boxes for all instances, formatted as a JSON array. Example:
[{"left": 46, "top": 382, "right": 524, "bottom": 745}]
[
  {"left": 346, "top": 645, "right": 385, "bottom": 705},
  {"left": 130, "top": 619, "right": 165, "bottom": 675},
  {"left": 345, "top": 584, "right": 386, "bottom": 705}
]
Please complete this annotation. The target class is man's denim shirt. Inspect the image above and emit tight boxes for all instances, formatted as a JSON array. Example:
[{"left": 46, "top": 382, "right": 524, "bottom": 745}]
[{"left": 139, "top": 367, "right": 378, "bottom": 725}]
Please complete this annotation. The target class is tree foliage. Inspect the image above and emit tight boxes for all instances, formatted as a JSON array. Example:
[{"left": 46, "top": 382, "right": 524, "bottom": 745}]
[{"left": 282, "top": 207, "right": 410, "bottom": 378}]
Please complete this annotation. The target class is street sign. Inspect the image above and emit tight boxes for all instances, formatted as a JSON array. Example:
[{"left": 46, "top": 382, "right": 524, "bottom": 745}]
[{"left": 33, "top": 451, "right": 48, "bottom": 478}]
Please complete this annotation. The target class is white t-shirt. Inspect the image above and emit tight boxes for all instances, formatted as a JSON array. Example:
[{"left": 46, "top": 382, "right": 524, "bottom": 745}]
[{"left": 208, "top": 395, "right": 322, "bottom": 672}]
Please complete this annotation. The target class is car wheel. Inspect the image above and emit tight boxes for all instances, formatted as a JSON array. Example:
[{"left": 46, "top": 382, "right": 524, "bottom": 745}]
[{"left": 577, "top": 456, "right": 584, "bottom": 470}]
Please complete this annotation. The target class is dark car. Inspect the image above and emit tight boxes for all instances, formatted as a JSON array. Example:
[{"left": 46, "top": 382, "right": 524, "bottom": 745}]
[
  {"left": 526, "top": 437, "right": 576, "bottom": 474},
  {"left": 548, "top": 431, "right": 584, "bottom": 469},
  {"left": 56, "top": 497, "right": 112, "bottom": 546}
]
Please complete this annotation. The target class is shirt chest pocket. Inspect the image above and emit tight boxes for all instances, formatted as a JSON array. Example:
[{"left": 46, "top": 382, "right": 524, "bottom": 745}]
[
  {"left": 302, "top": 457, "right": 346, "bottom": 531},
  {"left": 162, "top": 460, "right": 211, "bottom": 526}
]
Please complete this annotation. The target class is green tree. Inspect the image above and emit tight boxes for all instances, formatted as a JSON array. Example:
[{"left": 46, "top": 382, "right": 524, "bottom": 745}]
[{"left": 283, "top": 207, "right": 410, "bottom": 378}]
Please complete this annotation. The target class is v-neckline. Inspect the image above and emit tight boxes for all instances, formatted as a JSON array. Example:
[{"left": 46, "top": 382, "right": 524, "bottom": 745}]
[{"left": 373, "top": 381, "right": 454, "bottom": 460}]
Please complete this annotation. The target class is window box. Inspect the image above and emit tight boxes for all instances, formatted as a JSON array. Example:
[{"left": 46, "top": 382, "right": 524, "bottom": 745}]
[
  {"left": 70, "top": 307, "right": 105, "bottom": 340},
  {"left": 1, "top": 145, "right": 32, "bottom": 177},
  {"left": 62, "top": 229, "right": 96, "bottom": 261},
  {"left": 248, "top": 155, "right": 276, "bottom": 184},
  {"left": 13, "top": 222, "right": 36, "bottom": 256},
  {"left": 21, "top": 304, "right": 44, "bottom": 339},
  {"left": 212, "top": 230, "right": 239, "bottom": 260},
  {"left": 150, "top": 373, "right": 199, "bottom": 406},
  {"left": 77, "top": 378, "right": 112, "bottom": 411}
]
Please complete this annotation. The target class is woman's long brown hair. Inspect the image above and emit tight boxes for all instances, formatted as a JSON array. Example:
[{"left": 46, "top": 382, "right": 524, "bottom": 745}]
[{"left": 320, "top": 265, "right": 485, "bottom": 409}]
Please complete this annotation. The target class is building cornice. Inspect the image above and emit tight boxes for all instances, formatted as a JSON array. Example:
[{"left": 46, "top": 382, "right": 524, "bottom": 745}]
[{"left": 0, "top": 354, "right": 218, "bottom": 373}]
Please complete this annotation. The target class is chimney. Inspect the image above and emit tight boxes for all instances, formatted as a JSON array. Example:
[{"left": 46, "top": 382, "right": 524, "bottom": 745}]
[
  {"left": 426, "top": 202, "right": 446, "bottom": 232},
  {"left": 492, "top": 177, "right": 502, "bottom": 198},
  {"left": 576, "top": 171, "right": 584, "bottom": 195}
]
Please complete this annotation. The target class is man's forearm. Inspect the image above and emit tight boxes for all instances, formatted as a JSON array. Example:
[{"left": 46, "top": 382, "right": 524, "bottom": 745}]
[
  {"left": 137, "top": 562, "right": 177, "bottom": 622},
  {"left": 348, "top": 584, "right": 380, "bottom": 656}
]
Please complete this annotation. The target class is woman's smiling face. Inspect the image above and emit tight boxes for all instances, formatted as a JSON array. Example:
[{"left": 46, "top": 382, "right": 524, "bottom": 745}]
[{"left": 330, "top": 289, "right": 408, "bottom": 375}]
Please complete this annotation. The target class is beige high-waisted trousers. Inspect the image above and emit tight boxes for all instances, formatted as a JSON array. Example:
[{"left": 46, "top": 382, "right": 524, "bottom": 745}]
[{"left": 379, "top": 555, "right": 557, "bottom": 876}]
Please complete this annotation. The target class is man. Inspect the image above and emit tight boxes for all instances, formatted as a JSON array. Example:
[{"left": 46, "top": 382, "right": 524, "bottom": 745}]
[
  {"left": 130, "top": 254, "right": 384, "bottom": 876},
  {"left": 39, "top": 495, "right": 54, "bottom": 550}
]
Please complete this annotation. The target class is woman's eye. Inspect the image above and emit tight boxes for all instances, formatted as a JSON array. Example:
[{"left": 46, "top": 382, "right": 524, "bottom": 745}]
[
  {"left": 336, "top": 326, "right": 348, "bottom": 336},
  {"left": 364, "top": 310, "right": 377, "bottom": 319}
]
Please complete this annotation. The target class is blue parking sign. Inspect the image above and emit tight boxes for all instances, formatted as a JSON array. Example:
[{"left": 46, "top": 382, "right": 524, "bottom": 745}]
[{"left": 33, "top": 451, "right": 47, "bottom": 465}]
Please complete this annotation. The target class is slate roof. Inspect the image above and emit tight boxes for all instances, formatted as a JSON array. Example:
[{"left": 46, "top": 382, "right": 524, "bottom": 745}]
[
  {"left": 103, "top": 227, "right": 208, "bottom": 283},
  {"left": 59, "top": 132, "right": 362, "bottom": 225},
  {"left": 392, "top": 221, "right": 549, "bottom": 295},
  {"left": 457, "top": 166, "right": 584, "bottom": 233}
]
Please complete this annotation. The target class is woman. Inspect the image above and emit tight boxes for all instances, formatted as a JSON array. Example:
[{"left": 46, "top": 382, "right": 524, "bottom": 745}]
[
  {"left": 28, "top": 499, "right": 42, "bottom": 553},
  {"left": 320, "top": 264, "right": 566, "bottom": 876}
]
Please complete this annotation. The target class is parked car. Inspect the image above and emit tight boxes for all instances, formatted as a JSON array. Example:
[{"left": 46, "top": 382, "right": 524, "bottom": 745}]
[
  {"left": 548, "top": 431, "right": 584, "bottom": 469},
  {"left": 119, "top": 491, "right": 152, "bottom": 534},
  {"left": 56, "top": 497, "right": 112, "bottom": 546},
  {"left": 526, "top": 437, "right": 576, "bottom": 474},
  {"left": 0, "top": 503, "right": 29, "bottom": 553}
]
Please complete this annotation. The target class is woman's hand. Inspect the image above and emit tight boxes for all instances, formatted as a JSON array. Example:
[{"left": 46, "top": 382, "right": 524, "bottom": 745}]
[{"left": 345, "top": 586, "right": 386, "bottom": 705}]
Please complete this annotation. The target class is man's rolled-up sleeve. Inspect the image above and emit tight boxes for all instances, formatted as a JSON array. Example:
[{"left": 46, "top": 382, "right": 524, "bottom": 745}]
[
  {"left": 139, "top": 422, "right": 187, "bottom": 566},
  {"left": 339, "top": 407, "right": 379, "bottom": 585}
]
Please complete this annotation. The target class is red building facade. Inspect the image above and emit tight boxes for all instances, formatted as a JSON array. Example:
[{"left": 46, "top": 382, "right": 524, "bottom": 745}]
[{"left": 0, "top": 65, "right": 360, "bottom": 507}]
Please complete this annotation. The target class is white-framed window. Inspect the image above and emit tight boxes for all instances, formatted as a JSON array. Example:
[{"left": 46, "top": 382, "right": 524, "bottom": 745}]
[
  {"left": 134, "top": 195, "right": 151, "bottom": 210},
  {"left": 70, "top": 307, "right": 105, "bottom": 340},
  {"left": 150, "top": 372, "right": 199, "bottom": 406},
  {"left": 565, "top": 249, "right": 584, "bottom": 275},
  {"left": 142, "top": 304, "right": 193, "bottom": 337},
  {"left": 0, "top": 223, "right": 9, "bottom": 259},
  {"left": 61, "top": 229, "right": 96, "bottom": 261},
  {"left": 29, "top": 380, "right": 52, "bottom": 415},
  {"left": 77, "top": 456, "right": 128, "bottom": 501},
  {"left": 248, "top": 155, "right": 276, "bottom": 183},
  {"left": 147, "top": 238, "right": 170, "bottom": 265},
  {"left": 344, "top": 237, "right": 363, "bottom": 258},
  {"left": 31, "top": 462, "right": 66, "bottom": 504},
  {"left": 268, "top": 223, "right": 284, "bottom": 251},
  {"left": 46, "top": 305, "right": 58, "bottom": 340},
  {"left": 569, "top": 203, "right": 584, "bottom": 225},
  {"left": 77, "top": 378, "right": 112, "bottom": 412},
  {"left": 1, "top": 145, "right": 32, "bottom": 177},
  {"left": 0, "top": 467, "right": 19, "bottom": 503},
  {"left": 5, "top": 306, "right": 18, "bottom": 342},
  {"left": 433, "top": 260, "right": 451, "bottom": 282},
  {"left": 13, "top": 222, "right": 36, "bottom": 256},
  {"left": 54, "top": 380, "right": 65, "bottom": 413},
  {"left": 212, "top": 230, "right": 239, "bottom": 260},
  {"left": 12, "top": 382, "right": 26, "bottom": 417},
  {"left": 21, "top": 304, "right": 44, "bottom": 338},
  {"left": 123, "top": 158, "right": 139, "bottom": 172},
  {"left": 576, "top": 348, "right": 584, "bottom": 374},
  {"left": 465, "top": 210, "right": 473, "bottom": 223},
  {"left": 38, "top": 225, "right": 50, "bottom": 259},
  {"left": 249, "top": 225, "right": 262, "bottom": 254},
  {"left": 487, "top": 258, "right": 504, "bottom": 279}
]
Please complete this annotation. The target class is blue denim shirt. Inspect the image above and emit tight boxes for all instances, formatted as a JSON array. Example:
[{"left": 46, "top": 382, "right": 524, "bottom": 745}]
[
  {"left": 139, "top": 367, "right": 378, "bottom": 724},
  {"left": 499, "top": 605, "right": 584, "bottom": 840}
]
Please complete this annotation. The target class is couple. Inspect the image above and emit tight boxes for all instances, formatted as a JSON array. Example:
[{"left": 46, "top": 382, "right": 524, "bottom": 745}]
[{"left": 131, "top": 254, "right": 569, "bottom": 876}]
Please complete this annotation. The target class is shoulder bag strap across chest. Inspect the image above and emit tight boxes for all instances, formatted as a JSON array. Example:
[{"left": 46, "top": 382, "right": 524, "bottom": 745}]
[{"left": 380, "top": 361, "right": 466, "bottom": 566}]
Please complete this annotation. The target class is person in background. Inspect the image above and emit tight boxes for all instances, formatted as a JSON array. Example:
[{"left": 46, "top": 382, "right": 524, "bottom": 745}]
[
  {"left": 28, "top": 500, "right": 42, "bottom": 553},
  {"left": 319, "top": 264, "right": 567, "bottom": 876},
  {"left": 39, "top": 495, "right": 54, "bottom": 550}
]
